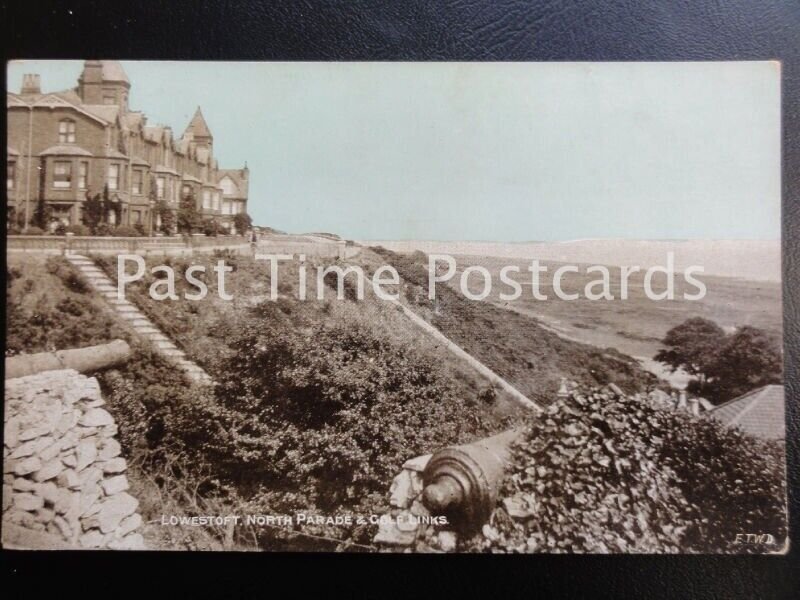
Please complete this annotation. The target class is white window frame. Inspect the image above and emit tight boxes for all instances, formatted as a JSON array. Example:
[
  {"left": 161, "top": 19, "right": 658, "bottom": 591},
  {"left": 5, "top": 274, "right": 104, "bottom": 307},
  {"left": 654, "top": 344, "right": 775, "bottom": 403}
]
[
  {"left": 78, "top": 161, "right": 88, "bottom": 190},
  {"left": 53, "top": 161, "right": 72, "bottom": 189},
  {"left": 58, "top": 119, "right": 76, "bottom": 144},
  {"left": 107, "top": 164, "right": 120, "bottom": 191}
]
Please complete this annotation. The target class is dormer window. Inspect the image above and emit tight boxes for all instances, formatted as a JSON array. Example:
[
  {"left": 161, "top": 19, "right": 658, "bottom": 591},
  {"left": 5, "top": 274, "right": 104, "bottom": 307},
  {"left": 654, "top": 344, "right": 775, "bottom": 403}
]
[{"left": 58, "top": 119, "right": 76, "bottom": 144}]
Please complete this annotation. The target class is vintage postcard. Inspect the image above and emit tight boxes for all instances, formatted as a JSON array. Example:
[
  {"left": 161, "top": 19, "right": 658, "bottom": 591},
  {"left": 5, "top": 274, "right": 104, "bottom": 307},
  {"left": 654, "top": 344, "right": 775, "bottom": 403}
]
[{"left": 4, "top": 61, "right": 785, "bottom": 553}]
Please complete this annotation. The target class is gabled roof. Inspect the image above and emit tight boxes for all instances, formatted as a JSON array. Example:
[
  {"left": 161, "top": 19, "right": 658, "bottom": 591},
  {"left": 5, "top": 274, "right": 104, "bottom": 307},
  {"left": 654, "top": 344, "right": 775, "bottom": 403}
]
[
  {"left": 184, "top": 107, "right": 212, "bottom": 139},
  {"left": 217, "top": 169, "right": 249, "bottom": 196},
  {"left": 53, "top": 89, "right": 83, "bottom": 105},
  {"left": 82, "top": 104, "right": 120, "bottom": 124},
  {"left": 709, "top": 385, "right": 784, "bottom": 440},
  {"left": 7, "top": 93, "right": 109, "bottom": 125}
]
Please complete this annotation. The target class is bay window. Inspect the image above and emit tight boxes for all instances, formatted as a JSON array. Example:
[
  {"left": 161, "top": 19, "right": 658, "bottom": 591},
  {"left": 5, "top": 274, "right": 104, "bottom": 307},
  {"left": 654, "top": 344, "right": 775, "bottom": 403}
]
[
  {"left": 108, "top": 164, "right": 120, "bottom": 191},
  {"left": 53, "top": 161, "right": 72, "bottom": 189},
  {"left": 78, "top": 162, "right": 88, "bottom": 190},
  {"left": 132, "top": 170, "right": 143, "bottom": 195}
]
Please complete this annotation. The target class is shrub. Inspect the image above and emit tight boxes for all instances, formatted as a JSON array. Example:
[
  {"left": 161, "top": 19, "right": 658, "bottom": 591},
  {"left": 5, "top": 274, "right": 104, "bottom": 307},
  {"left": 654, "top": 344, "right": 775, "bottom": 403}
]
[
  {"left": 6, "top": 257, "right": 129, "bottom": 355},
  {"left": 65, "top": 223, "right": 91, "bottom": 236},
  {"left": 98, "top": 307, "right": 502, "bottom": 546},
  {"left": 23, "top": 226, "right": 45, "bottom": 236},
  {"left": 113, "top": 225, "right": 141, "bottom": 237},
  {"left": 95, "top": 222, "right": 113, "bottom": 236},
  {"left": 470, "top": 387, "right": 786, "bottom": 553}
]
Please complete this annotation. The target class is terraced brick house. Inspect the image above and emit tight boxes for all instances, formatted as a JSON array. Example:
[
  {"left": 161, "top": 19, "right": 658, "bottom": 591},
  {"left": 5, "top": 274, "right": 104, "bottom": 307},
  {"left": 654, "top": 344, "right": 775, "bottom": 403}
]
[{"left": 7, "top": 61, "right": 249, "bottom": 233}]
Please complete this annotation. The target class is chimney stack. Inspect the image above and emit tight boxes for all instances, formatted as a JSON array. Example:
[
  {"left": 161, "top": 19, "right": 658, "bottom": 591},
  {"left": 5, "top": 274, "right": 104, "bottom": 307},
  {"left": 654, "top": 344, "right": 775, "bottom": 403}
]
[
  {"left": 21, "top": 74, "right": 41, "bottom": 95},
  {"left": 677, "top": 390, "right": 688, "bottom": 411}
]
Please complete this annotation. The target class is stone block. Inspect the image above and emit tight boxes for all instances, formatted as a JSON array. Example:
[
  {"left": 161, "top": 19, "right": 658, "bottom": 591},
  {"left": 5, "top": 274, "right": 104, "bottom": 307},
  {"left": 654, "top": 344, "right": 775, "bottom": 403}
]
[
  {"left": 101, "top": 457, "right": 127, "bottom": 474},
  {"left": 79, "top": 408, "right": 114, "bottom": 428},
  {"left": 402, "top": 454, "right": 432, "bottom": 473},
  {"left": 32, "top": 458, "right": 64, "bottom": 482},
  {"left": 98, "top": 439, "right": 121, "bottom": 460},
  {"left": 79, "top": 529, "right": 104, "bottom": 549},
  {"left": 373, "top": 515, "right": 416, "bottom": 547},
  {"left": 117, "top": 513, "right": 142, "bottom": 538},
  {"left": 97, "top": 492, "right": 138, "bottom": 534},
  {"left": 101, "top": 474, "right": 129, "bottom": 496},
  {"left": 14, "top": 455, "right": 42, "bottom": 476},
  {"left": 14, "top": 491, "right": 44, "bottom": 511},
  {"left": 76, "top": 440, "right": 98, "bottom": 471},
  {"left": 57, "top": 469, "right": 81, "bottom": 490}
]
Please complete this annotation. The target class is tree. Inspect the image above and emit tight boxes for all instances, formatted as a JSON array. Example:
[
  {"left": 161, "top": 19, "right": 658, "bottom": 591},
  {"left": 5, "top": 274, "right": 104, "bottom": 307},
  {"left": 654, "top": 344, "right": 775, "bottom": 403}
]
[
  {"left": 655, "top": 318, "right": 782, "bottom": 403},
  {"left": 102, "top": 184, "right": 122, "bottom": 227},
  {"left": 202, "top": 218, "right": 220, "bottom": 237},
  {"left": 33, "top": 158, "right": 51, "bottom": 230},
  {"left": 155, "top": 200, "right": 175, "bottom": 234},
  {"left": 655, "top": 317, "right": 725, "bottom": 378},
  {"left": 233, "top": 212, "right": 252, "bottom": 234},
  {"left": 704, "top": 326, "right": 782, "bottom": 401},
  {"left": 33, "top": 196, "right": 52, "bottom": 231},
  {"left": 177, "top": 188, "right": 202, "bottom": 233},
  {"left": 83, "top": 191, "right": 105, "bottom": 234}
]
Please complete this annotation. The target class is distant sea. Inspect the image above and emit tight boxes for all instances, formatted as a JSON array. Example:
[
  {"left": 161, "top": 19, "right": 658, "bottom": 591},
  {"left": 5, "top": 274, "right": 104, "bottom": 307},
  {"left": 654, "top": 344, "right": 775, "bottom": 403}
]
[{"left": 359, "top": 239, "right": 781, "bottom": 282}]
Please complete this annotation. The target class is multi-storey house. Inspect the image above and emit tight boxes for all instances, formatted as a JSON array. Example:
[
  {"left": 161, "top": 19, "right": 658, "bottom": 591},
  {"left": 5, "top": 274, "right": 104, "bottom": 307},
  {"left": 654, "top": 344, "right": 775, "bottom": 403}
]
[{"left": 7, "top": 60, "right": 249, "bottom": 233}]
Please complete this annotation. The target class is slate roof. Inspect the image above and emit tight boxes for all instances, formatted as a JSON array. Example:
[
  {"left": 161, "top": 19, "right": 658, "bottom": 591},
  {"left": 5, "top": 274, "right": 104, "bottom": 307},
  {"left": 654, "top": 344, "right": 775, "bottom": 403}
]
[
  {"left": 54, "top": 89, "right": 83, "bottom": 105},
  {"left": 217, "top": 169, "right": 249, "bottom": 196},
  {"left": 100, "top": 61, "right": 130, "bottom": 84},
  {"left": 185, "top": 107, "right": 212, "bottom": 139},
  {"left": 709, "top": 385, "right": 784, "bottom": 440},
  {"left": 82, "top": 104, "right": 120, "bottom": 124}
]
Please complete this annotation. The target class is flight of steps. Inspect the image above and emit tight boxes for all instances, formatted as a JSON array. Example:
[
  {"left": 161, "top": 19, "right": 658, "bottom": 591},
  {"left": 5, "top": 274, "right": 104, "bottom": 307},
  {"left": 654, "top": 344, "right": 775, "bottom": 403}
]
[{"left": 65, "top": 253, "right": 212, "bottom": 384}]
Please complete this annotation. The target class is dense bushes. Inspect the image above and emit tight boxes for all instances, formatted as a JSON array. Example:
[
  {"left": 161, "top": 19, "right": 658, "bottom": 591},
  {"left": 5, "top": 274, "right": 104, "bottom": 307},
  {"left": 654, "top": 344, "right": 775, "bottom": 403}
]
[
  {"left": 5, "top": 256, "right": 129, "bottom": 355},
  {"left": 99, "top": 309, "right": 500, "bottom": 545},
  {"left": 370, "top": 247, "right": 655, "bottom": 403},
  {"left": 470, "top": 387, "right": 786, "bottom": 553}
]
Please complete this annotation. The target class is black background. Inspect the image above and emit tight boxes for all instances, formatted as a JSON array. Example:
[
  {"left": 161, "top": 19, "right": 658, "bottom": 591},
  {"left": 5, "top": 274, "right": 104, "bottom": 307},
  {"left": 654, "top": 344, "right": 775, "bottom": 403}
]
[{"left": 3, "top": 1, "right": 799, "bottom": 597}]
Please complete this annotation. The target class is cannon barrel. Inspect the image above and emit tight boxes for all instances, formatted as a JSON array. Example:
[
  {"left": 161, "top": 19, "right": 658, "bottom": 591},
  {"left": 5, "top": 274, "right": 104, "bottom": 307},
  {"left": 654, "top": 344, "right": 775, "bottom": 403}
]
[
  {"left": 422, "top": 428, "right": 523, "bottom": 532},
  {"left": 5, "top": 340, "right": 131, "bottom": 379}
]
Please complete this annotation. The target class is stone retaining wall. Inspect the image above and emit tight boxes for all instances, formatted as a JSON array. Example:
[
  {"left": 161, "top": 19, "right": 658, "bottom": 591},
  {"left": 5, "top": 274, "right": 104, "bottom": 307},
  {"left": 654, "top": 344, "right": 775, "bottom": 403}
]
[
  {"left": 372, "top": 453, "right": 461, "bottom": 552},
  {"left": 3, "top": 369, "right": 144, "bottom": 550}
]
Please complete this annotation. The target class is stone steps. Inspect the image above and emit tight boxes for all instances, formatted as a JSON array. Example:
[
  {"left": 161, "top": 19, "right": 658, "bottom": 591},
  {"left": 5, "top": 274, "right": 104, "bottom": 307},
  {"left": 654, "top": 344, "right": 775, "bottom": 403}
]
[{"left": 64, "top": 253, "right": 213, "bottom": 385}]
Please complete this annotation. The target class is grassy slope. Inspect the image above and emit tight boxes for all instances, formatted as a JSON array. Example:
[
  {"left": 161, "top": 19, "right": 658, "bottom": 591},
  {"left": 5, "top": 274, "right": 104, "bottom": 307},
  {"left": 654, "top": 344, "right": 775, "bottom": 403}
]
[
  {"left": 94, "top": 251, "right": 522, "bottom": 423},
  {"left": 368, "top": 248, "right": 656, "bottom": 406},
  {"left": 6, "top": 255, "right": 131, "bottom": 355}
]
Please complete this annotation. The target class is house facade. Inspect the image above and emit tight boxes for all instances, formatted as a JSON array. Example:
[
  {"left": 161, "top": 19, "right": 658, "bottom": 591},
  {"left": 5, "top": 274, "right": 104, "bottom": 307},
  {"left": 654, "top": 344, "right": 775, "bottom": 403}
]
[{"left": 7, "top": 61, "right": 249, "bottom": 233}]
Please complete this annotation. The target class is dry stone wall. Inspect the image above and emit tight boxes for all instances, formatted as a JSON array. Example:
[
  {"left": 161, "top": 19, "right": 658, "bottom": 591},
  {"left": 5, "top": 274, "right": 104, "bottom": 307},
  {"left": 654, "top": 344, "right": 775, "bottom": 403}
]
[
  {"left": 372, "top": 453, "right": 461, "bottom": 553},
  {"left": 3, "top": 369, "right": 144, "bottom": 550}
]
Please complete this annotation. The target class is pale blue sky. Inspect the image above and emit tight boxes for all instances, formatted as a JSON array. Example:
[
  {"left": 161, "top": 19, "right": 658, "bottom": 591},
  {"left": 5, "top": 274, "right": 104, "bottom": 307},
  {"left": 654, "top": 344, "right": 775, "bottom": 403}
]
[{"left": 7, "top": 61, "right": 780, "bottom": 241}]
